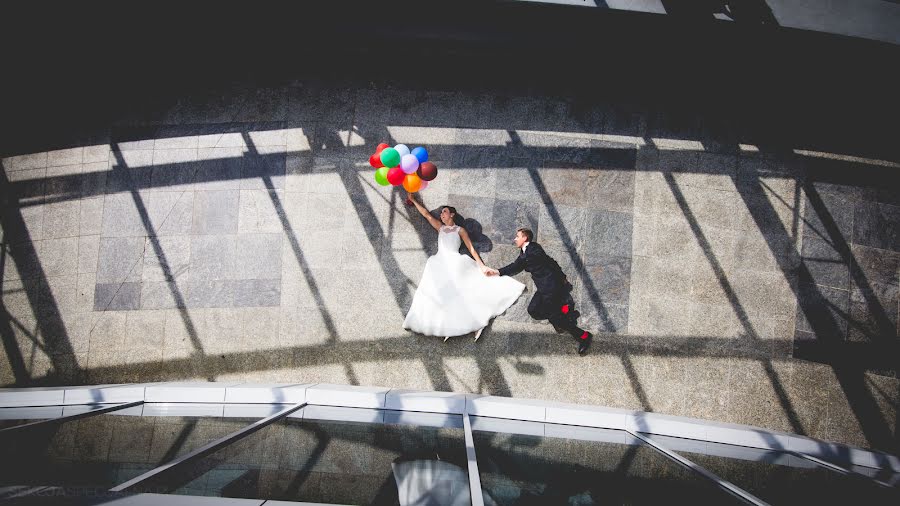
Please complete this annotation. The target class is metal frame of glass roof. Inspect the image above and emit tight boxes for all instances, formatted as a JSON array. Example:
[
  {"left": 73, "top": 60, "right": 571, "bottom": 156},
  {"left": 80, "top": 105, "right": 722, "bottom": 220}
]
[{"left": 1, "top": 382, "right": 897, "bottom": 505}]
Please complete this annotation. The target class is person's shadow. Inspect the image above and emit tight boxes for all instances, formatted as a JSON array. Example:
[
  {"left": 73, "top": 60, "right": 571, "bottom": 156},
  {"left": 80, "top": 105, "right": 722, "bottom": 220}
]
[{"left": 462, "top": 217, "right": 493, "bottom": 255}]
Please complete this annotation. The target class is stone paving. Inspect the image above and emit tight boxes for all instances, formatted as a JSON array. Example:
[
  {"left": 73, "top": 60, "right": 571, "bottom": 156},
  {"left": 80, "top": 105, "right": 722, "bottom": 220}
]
[{"left": 2, "top": 82, "right": 899, "bottom": 453}]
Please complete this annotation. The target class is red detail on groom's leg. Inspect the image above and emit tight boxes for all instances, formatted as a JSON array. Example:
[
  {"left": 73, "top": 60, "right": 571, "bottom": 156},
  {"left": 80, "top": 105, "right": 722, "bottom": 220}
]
[
  {"left": 561, "top": 304, "right": 569, "bottom": 314},
  {"left": 579, "top": 331, "right": 588, "bottom": 340}
]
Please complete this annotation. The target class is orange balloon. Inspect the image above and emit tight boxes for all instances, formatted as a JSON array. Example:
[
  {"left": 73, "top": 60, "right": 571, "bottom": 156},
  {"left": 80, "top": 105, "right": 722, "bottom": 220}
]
[{"left": 402, "top": 173, "right": 422, "bottom": 193}]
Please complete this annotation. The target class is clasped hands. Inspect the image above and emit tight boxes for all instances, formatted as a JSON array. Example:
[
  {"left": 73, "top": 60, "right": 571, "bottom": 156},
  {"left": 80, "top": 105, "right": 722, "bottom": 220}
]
[{"left": 480, "top": 265, "right": 500, "bottom": 277}]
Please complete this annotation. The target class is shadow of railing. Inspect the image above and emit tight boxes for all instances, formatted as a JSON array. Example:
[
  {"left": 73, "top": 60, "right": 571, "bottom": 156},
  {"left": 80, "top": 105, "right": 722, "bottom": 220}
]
[
  {"left": 108, "top": 145, "right": 206, "bottom": 364},
  {"left": 1, "top": 90, "right": 898, "bottom": 451},
  {"left": 240, "top": 131, "right": 358, "bottom": 385},
  {"left": 1, "top": 169, "right": 81, "bottom": 383},
  {"left": 662, "top": 170, "right": 804, "bottom": 433},
  {"left": 32, "top": 331, "right": 799, "bottom": 388},
  {"left": 737, "top": 174, "right": 897, "bottom": 452},
  {"left": 0, "top": 242, "right": 30, "bottom": 383}
]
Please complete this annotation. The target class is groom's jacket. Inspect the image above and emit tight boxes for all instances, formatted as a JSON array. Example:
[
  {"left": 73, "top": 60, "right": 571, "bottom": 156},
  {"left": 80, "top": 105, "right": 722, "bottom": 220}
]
[{"left": 498, "top": 242, "right": 566, "bottom": 294}]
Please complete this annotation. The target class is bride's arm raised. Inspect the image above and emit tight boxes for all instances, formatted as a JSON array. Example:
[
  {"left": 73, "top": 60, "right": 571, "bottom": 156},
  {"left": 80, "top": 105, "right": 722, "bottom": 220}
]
[
  {"left": 458, "top": 227, "right": 490, "bottom": 273},
  {"left": 407, "top": 192, "right": 442, "bottom": 231}
]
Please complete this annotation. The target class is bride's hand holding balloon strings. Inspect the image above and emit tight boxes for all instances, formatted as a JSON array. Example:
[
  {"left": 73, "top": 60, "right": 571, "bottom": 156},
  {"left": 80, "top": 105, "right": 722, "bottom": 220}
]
[{"left": 405, "top": 190, "right": 420, "bottom": 209}]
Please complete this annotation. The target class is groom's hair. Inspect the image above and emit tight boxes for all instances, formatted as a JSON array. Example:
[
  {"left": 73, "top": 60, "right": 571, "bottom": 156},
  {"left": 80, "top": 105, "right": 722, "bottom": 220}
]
[{"left": 517, "top": 228, "right": 533, "bottom": 242}]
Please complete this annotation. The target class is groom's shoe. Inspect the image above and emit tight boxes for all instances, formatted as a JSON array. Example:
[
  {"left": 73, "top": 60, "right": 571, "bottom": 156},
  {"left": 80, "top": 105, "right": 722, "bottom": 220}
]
[{"left": 577, "top": 332, "right": 592, "bottom": 355}]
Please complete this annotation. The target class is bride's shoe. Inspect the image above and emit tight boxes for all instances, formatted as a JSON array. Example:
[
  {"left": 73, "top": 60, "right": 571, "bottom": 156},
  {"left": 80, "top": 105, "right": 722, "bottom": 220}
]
[
  {"left": 474, "top": 327, "right": 485, "bottom": 342},
  {"left": 443, "top": 336, "right": 451, "bottom": 342}
]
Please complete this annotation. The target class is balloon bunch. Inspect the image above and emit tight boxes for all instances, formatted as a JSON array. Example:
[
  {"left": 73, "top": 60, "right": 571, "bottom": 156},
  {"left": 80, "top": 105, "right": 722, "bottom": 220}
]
[{"left": 369, "top": 143, "right": 438, "bottom": 193}]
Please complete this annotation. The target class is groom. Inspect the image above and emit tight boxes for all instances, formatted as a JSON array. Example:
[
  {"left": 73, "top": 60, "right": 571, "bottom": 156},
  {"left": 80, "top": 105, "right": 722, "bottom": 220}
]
[{"left": 487, "top": 228, "right": 593, "bottom": 355}]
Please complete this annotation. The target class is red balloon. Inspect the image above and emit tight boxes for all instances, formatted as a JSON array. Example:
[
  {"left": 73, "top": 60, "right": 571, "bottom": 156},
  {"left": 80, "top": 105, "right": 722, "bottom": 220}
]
[
  {"left": 387, "top": 166, "right": 405, "bottom": 186},
  {"left": 417, "top": 161, "right": 438, "bottom": 181},
  {"left": 375, "top": 143, "right": 390, "bottom": 154},
  {"left": 369, "top": 153, "right": 383, "bottom": 168}
]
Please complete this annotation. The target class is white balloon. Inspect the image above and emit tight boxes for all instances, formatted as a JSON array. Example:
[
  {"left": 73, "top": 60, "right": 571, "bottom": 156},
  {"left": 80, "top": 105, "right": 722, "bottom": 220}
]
[{"left": 394, "top": 144, "right": 411, "bottom": 157}]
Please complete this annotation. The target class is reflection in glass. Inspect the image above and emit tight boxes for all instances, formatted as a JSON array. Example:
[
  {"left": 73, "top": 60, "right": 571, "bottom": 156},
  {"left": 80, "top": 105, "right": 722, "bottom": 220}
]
[
  {"left": 810, "top": 453, "right": 900, "bottom": 489},
  {"left": 472, "top": 420, "right": 743, "bottom": 505},
  {"left": 849, "top": 465, "right": 900, "bottom": 489},
  {"left": 653, "top": 436, "right": 900, "bottom": 505},
  {"left": 0, "top": 406, "right": 66, "bottom": 430},
  {"left": 132, "top": 409, "right": 470, "bottom": 505},
  {"left": 0, "top": 405, "right": 261, "bottom": 492}
]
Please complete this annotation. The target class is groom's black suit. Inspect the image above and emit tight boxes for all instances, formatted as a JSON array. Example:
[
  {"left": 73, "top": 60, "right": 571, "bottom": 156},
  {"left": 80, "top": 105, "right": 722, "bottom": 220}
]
[{"left": 498, "top": 242, "right": 586, "bottom": 340}]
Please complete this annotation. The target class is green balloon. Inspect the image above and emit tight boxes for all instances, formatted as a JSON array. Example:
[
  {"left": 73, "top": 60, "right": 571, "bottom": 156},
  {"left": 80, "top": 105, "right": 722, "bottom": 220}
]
[
  {"left": 380, "top": 147, "right": 401, "bottom": 168},
  {"left": 374, "top": 166, "right": 390, "bottom": 186}
]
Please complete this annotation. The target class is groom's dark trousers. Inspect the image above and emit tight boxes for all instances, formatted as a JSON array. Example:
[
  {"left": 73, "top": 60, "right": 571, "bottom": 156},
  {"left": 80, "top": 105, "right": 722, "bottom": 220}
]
[{"left": 498, "top": 242, "right": 585, "bottom": 339}]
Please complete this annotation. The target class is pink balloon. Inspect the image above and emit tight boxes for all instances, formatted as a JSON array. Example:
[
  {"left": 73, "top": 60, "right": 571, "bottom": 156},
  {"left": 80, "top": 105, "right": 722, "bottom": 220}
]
[
  {"left": 419, "top": 180, "right": 429, "bottom": 190},
  {"left": 400, "top": 154, "right": 420, "bottom": 174}
]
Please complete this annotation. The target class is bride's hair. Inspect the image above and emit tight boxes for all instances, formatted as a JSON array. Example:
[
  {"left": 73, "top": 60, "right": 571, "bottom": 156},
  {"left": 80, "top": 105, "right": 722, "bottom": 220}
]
[{"left": 440, "top": 205, "right": 465, "bottom": 227}]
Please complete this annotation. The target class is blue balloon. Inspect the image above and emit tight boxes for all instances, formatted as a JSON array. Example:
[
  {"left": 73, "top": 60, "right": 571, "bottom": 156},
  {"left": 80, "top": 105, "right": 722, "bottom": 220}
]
[{"left": 412, "top": 146, "right": 429, "bottom": 163}]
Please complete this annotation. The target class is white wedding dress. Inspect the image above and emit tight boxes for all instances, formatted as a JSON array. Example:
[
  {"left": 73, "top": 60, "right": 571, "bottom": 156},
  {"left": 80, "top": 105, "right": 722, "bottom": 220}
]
[{"left": 404, "top": 224, "right": 525, "bottom": 338}]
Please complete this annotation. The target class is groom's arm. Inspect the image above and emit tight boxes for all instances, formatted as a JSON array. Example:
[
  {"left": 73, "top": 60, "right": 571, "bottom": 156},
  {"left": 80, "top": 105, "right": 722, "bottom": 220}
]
[{"left": 497, "top": 255, "right": 526, "bottom": 277}]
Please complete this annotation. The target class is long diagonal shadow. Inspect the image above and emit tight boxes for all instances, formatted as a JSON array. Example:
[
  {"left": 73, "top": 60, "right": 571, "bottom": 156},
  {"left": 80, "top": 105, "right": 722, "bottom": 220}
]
[
  {"left": 421, "top": 354, "right": 452, "bottom": 392},
  {"left": 315, "top": 121, "right": 456, "bottom": 392},
  {"left": 0, "top": 247, "right": 30, "bottom": 383},
  {"left": 282, "top": 425, "right": 331, "bottom": 497},
  {"left": 523, "top": 166, "right": 616, "bottom": 331},
  {"left": 620, "top": 353, "right": 653, "bottom": 412},
  {"left": 512, "top": 132, "right": 648, "bottom": 405},
  {"left": 316, "top": 127, "right": 415, "bottom": 317},
  {"left": 663, "top": 172, "right": 805, "bottom": 434},
  {"left": 335, "top": 159, "right": 455, "bottom": 389},
  {"left": 3, "top": 312, "right": 40, "bottom": 339},
  {"left": 613, "top": 439, "right": 642, "bottom": 481},
  {"left": 736, "top": 176, "right": 895, "bottom": 451},
  {"left": 108, "top": 146, "right": 206, "bottom": 362},
  {"left": 340, "top": 123, "right": 436, "bottom": 291},
  {"left": 239, "top": 132, "right": 358, "bottom": 385},
  {"left": 156, "top": 418, "right": 198, "bottom": 466},
  {"left": 803, "top": 183, "right": 895, "bottom": 342},
  {"left": 0, "top": 168, "right": 80, "bottom": 384},
  {"left": 475, "top": 349, "right": 512, "bottom": 397}
]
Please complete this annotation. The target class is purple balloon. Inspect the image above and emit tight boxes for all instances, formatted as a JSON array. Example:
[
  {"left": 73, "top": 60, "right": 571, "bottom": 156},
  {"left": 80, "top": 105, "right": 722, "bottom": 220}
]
[{"left": 400, "top": 154, "right": 420, "bottom": 174}]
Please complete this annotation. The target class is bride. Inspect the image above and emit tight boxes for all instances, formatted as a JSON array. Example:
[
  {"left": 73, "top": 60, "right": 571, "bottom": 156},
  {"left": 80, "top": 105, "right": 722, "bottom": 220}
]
[{"left": 403, "top": 192, "right": 525, "bottom": 341}]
